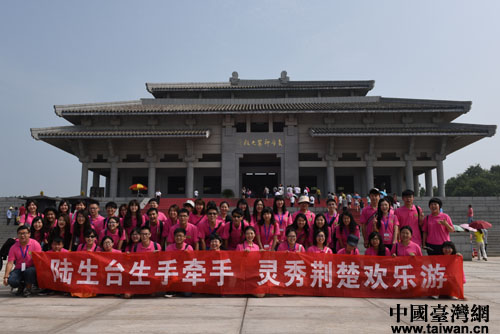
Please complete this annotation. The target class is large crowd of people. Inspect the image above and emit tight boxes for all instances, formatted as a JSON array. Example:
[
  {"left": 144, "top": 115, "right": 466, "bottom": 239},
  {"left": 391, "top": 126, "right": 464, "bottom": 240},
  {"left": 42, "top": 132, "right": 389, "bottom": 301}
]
[{"left": 3, "top": 188, "right": 462, "bottom": 297}]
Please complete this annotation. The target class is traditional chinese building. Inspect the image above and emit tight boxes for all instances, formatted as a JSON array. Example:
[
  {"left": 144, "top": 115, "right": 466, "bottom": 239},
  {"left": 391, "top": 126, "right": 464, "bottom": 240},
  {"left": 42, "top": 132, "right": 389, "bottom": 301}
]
[{"left": 31, "top": 71, "right": 496, "bottom": 198}]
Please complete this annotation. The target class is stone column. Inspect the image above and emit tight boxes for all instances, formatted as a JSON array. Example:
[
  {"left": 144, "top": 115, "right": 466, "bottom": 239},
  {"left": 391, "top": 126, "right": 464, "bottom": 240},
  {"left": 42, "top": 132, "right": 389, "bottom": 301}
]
[
  {"left": 80, "top": 162, "right": 89, "bottom": 196},
  {"left": 404, "top": 154, "right": 416, "bottom": 191},
  {"left": 110, "top": 159, "right": 118, "bottom": 199},
  {"left": 146, "top": 156, "right": 157, "bottom": 198},
  {"left": 436, "top": 156, "right": 446, "bottom": 197},
  {"left": 425, "top": 170, "right": 433, "bottom": 196},
  {"left": 364, "top": 154, "right": 375, "bottom": 191},
  {"left": 325, "top": 154, "right": 337, "bottom": 194},
  {"left": 92, "top": 171, "right": 100, "bottom": 188},
  {"left": 185, "top": 156, "right": 195, "bottom": 198},
  {"left": 413, "top": 174, "right": 420, "bottom": 196},
  {"left": 148, "top": 163, "right": 156, "bottom": 198}
]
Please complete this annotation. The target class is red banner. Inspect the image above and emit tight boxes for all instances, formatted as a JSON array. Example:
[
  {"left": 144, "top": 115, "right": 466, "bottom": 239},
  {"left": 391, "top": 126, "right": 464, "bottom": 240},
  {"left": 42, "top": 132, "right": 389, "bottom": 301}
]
[{"left": 32, "top": 251, "right": 464, "bottom": 298}]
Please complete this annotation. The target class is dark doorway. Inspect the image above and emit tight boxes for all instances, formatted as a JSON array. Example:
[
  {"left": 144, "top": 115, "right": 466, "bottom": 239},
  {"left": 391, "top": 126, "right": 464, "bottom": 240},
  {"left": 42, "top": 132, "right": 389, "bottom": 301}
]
[
  {"left": 240, "top": 154, "right": 281, "bottom": 197},
  {"left": 168, "top": 176, "right": 185, "bottom": 194},
  {"left": 299, "top": 176, "right": 317, "bottom": 191},
  {"left": 374, "top": 175, "right": 392, "bottom": 193},
  {"left": 242, "top": 173, "right": 278, "bottom": 198},
  {"left": 336, "top": 176, "right": 354, "bottom": 194}
]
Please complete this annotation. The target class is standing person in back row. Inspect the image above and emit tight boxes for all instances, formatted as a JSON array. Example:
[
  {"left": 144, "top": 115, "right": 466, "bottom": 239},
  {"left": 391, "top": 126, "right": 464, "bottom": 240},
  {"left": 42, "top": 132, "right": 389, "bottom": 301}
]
[
  {"left": 395, "top": 189, "right": 425, "bottom": 247},
  {"left": 360, "top": 188, "right": 381, "bottom": 248},
  {"left": 422, "top": 197, "right": 454, "bottom": 255},
  {"left": 6, "top": 206, "right": 13, "bottom": 225},
  {"left": 467, "top": 204, "right": 474, "bottom": 224}
]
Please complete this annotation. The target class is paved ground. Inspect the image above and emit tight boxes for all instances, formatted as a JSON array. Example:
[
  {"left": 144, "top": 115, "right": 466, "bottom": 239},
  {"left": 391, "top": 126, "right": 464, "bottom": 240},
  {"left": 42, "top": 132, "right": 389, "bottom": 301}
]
[{"left": 1, "top": 258, "right": 499, "bottom": 334}]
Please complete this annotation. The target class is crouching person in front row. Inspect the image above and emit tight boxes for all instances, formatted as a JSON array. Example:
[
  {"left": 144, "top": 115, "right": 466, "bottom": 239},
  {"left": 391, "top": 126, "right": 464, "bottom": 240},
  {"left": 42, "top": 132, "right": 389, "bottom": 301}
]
[{"left": 3, "top": 225, "right": 42, "bottom": 297}]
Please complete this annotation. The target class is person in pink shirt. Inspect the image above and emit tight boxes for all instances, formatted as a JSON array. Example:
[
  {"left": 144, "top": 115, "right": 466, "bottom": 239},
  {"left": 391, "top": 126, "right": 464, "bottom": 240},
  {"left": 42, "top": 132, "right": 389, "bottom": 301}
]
[
  {"left": 307, "top": 230, "right": 332, "bottom": 254},
  {"left": 3, "top": 226, "right": 42, "bottom": 296},
  {"left": 395, "top": 189, "right": 424, "bottom": 246},
  {"left": 467, "top": 204, "right": 474, "bottom": 224},
  {"left": 391, "top": 226, "right": 422, "bottom": 256},
  {"left": 422, "top": 197, "right": 454, "bottom": 255},
  {"left": 236, "top": 198, "right": 251, "bottom": 225},
  {"left": 277, "top": 227, "right": 305, "bottom": 252},
  {"left": 273, "top": 195, "right": 292, "bottom": 244},
  {"left": 50, "top": 213, "right": 72, "bottom": 250},
  {"left": 99, "top": 216, "right": 125, "bottom": 250},
  {"left": 30, "top": 216, "right": 49, "bottom": 250},
  {"left": 132, "top": 226, "right": 161, "bottom": 252},
  {"left": 189, "top": 198, "right": 207, "bottom": 226},
  {"left": 218, "top": 201, "right": 232, "bottom": 224},
  {"left": 335, "top": 211, "right": 360, "bottom": 252},
  {"left": 198, "top": 206, "right": 225, "bottom": 250},
  {"left": 309, "top": 213, "right": 332, "bottom": 248},
  {"left": 235, "top": 226, "right": 261, "bottom": 252},
  {"left": 167, "top": 208, "right": 199, "bottom": 250},
  {"left": 145, "top": 208, "right": 166, "bottom": 248},
  {"left": 324, "top": 198, "right": 340, "bottom": 227},
  {"left": 76, "top": 229, "right": 101, "bottom": 252},
  {"left": 88, "top": 200, "right": 106, "bottom": 236},
  {"left": 70, "top": 210, "right": 93, "bottom": 251},
  {"left": 360, "top": 188, "right": 381, "bottom": 248},
  {"left": 292, "top": 195, "right": 315, "bottom": 228},
  {"left": 162, "top": 204, "right": 180, "bottom": 240},
  {"left": 43, "top": 207, "right": 58, "bottom": 229},
  {"left": 19, "top": 199, "right": 42, "bottom": 226},
  {"left": 118, "top": 203, "right": 128, "bottom": 220},
  {"left": 166, "top": 228, "right": 194, "bottom": 251},
  {"left": 374, "top": 198, "right": 399, "bottom": 250},
  {"left": 48, "top": 236, "right": 69, "bottom": 253},
  {"left": 290, "top": 213, "right": 311, "bottom": 248},
  {"left": 255, "top": 207, "right": 279, "bottom": 251},
  {"left": 122, "top": 199, "right": 143, "bottom": 241},
  {"left": 143, "top": 198, "right": 168, "bottom": 222},
  {"left": 209, "top": 234, "right": 223, "bottom": 251},
  {"left": 100, "top": 236, "right": 122, "bottom": 253},
  {"left": 250, "top": 199, "right": 265, "bottom": 227},
  {"left": 221, "top": 208, "right": 247, "bottom": 250},
  {"left": 57, "top": 200, "right": 72, "bottom": 222},
  {"left": 102, "top": 201, "right": 118, "bottom": 228},
  {"left": 124, "top": 228, "right": 141, "bottom": 253},
  {"left": 337, "top": 234, "right": 360, "bottom": 255},
  {"left": 364, "top": 232, "right": 391, "bottom": 256}
]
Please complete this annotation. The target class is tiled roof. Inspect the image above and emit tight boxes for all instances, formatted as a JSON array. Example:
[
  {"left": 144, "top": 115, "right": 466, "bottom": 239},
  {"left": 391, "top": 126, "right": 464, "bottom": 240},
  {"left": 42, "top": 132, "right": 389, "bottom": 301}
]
[
  {"left": 34, "top": 129, "right": 210, "bottom": 139},
  {"left": 146, "top": 80, "right": 375, "bottom": 91},
  {"left": 309, "top": 124, "right": 496, "bottom": 137},
  {"left": 58, "top": 101, "right": 467, "bottom": 116}
]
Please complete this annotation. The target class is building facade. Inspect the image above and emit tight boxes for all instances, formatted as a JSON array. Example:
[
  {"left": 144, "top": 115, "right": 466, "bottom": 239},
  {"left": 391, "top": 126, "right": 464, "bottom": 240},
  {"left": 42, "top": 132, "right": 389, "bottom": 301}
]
[{"left": 31, "top": 72, "right": 496, "bottom": 198}]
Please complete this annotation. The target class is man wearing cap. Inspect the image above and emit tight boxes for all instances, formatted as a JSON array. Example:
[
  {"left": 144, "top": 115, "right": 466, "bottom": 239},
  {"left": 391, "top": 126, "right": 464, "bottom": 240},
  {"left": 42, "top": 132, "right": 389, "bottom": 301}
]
[
  {"left": 292, "top": 195, "right": 316, "bottom": 228},
  {"left": 6, "top": 206, "right": 14, "bottom": 225},
  {"left": 337, "top": 234, "right": 360, "bottom": 255},
  {"left": 183, "top": 200, "right": 195, "bottom": 213},
  {"left": 360, "top": 188, "right": 381, "bottom": 248}
]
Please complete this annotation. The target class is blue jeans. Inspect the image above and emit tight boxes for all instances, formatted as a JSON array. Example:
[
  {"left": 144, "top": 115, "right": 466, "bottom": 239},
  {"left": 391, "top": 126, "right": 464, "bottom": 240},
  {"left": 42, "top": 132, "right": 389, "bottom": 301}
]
[{"left": 8, "top": 267, "right": 37, "bottom": 288}]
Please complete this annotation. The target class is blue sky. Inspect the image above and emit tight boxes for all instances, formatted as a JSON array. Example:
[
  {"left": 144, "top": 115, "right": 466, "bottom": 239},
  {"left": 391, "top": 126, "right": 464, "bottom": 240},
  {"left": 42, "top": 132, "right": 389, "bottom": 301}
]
[{"left": 1, "top": 1, "right": 499, "bottom": 196}]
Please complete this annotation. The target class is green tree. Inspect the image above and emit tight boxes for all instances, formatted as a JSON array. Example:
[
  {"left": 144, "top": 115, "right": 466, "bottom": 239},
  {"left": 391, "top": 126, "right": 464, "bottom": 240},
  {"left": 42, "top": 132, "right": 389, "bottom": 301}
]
[{"left": 446, "top": 164, "right": 500, "bottom": 196}]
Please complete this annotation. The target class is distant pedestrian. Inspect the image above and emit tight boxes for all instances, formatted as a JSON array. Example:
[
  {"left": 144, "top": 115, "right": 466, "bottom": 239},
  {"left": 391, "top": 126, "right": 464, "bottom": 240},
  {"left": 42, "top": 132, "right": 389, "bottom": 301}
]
[
  {"left": 290, "top": 195, "right": 295, "bottom": 207},
  {"left": 155, "top": 189, "right": 162, "bottom": 204},
  {"left": 264, "top": 186, "right": 270, "bottom": 199},
  {"left": 194, "top": 189, "right": 199, "bottom": 198},
  {"left": 467, "top": 204, "right": 474, "bottom": 224},
  {"left": 6, "top": 207, "right": 13, "bottom": 225}
]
